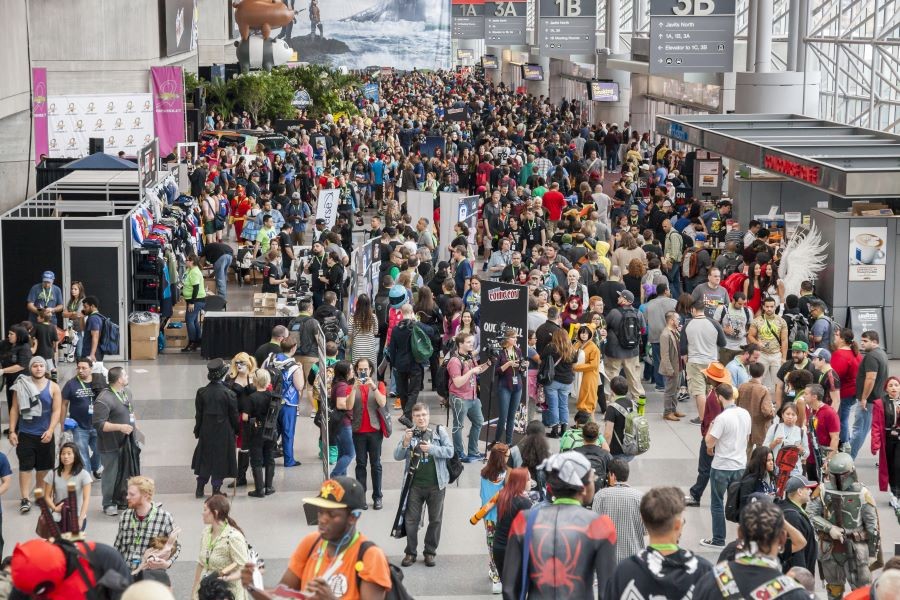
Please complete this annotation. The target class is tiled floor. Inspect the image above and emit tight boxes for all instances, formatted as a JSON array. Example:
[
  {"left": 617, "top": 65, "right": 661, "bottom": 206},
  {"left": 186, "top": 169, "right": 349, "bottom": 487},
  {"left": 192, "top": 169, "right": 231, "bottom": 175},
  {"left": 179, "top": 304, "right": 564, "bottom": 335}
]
[{"left": 1, "top": 215, "right": 893, "bottom": 599}]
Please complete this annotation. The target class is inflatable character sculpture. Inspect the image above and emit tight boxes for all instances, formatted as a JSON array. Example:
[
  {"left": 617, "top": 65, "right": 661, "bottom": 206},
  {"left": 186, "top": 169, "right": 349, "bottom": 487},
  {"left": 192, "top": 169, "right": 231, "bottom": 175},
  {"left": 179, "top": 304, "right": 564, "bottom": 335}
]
[{"left": 234, "top": 0, "right": 297, "bottom": 72}]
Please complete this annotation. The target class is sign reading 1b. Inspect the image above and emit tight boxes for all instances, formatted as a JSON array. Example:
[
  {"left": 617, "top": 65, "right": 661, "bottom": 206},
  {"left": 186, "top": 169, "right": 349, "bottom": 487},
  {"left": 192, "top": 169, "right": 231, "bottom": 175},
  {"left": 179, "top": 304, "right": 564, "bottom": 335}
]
[
  {"left": 649, "top": 0, "right": 735, "bottom": 74},
  {"left": 538, "top": 0, "right": 596, "bottom": 58}
]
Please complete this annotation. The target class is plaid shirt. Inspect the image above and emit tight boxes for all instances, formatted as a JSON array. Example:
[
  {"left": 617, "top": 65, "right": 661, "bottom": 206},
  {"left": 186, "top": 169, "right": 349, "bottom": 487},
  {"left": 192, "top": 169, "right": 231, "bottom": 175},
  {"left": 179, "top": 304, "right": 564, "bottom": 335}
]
[
  {"left": 592, "top": 483, "right": 646, "bottom": 563},
  {"left": 114, "top": 503, "right": 181, "bottom": 567},
  {"left": 532, "top": 157, "right": 552, "bottom": 180}
]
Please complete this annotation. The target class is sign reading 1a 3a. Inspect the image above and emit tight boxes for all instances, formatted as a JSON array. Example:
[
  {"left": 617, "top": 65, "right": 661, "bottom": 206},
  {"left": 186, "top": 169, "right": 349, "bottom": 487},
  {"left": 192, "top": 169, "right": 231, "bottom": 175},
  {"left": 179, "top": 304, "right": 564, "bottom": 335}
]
[
  {"left": 486, "top": 0, "right": 527, "bottom": 44},
  {"left": 538, "top": 0, "right": 596, "bottom": 58},
  {"left": 452, "top": 0, "right": 486, "bottom": 39}
]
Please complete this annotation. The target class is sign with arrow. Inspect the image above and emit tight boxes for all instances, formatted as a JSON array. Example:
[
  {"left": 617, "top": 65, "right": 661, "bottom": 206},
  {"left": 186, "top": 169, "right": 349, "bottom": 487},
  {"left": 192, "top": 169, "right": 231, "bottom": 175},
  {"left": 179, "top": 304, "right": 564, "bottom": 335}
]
[{"left": 649, "top": 0, "right": 735, "bottom": 74}]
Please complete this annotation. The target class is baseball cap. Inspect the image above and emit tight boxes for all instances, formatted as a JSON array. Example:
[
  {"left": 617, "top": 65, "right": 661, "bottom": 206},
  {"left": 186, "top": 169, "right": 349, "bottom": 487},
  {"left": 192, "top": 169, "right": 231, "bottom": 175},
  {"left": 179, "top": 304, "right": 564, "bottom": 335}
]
[
  {"left": 629, "top": 204, "right": 639, "bottom": 211},
  {"left": 315, "top": 218, "right": 326, "bottom": 225},
  {"left": 694, "top": 233, "right": 707, "bottom": 242},
  {"left": 662, "top": 200, "right": 673, "bottom": 208},
  {"left": 303, "top": 477, "right": 367, "bottom": 511},
  {"left": 810, "top": 348, "right": 831, "bottom": 362},
  {"left": 784, "top": 475, "right": 817, "bottom": 495},
  {"left": 617, "top": 289, "right": 635, "bottom": 304},
  {"left": 791, "top": 341, "right": 809, "bottom": 352},
  {"left": 42, "top": 271, "right": 55, "bottom": 282}
]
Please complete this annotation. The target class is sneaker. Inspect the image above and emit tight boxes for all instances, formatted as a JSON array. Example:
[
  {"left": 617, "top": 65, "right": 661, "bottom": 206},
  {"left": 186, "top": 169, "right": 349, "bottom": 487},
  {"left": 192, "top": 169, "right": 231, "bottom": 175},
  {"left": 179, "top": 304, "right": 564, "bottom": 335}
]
[
  {"left": 689, "top": 417, "right": 701, "bottom": 425},
  {"left": 398, "top": 415, "right": 413, "bottom": 428},
  {"left": 104, "top": 505, "right": 119, "bottom": 517},
  {"left": 891, "top": 496, "right": 899, "bottom": 510},
  {"left": 654, "top": 387, "right": 665, "bottom": 393},
  {"left": 699, "top": 538, "right": 725, "bottom": 549},
  {"left": 684, "top": 495, "right": 700, "bottom": 507},
  {"left": 468, "top": 452, "right": 486, "bottom": 461},
  {"left": 19, "top": 499, "right": 31, "bottom": 514},
  {"left": 492, "top": 581, "right": 502, "bottom": 595}
]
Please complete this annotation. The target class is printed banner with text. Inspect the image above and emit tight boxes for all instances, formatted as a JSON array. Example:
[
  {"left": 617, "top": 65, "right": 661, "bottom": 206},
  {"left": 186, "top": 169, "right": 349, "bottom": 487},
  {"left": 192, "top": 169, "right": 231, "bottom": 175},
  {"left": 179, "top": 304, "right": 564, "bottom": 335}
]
[
  {"left": 151, "top": 66, "right": 187, "bottom": 157},
  {"left": 32, "top": 68, "right": 48, "bottom": 164},
  {"left": 47, "top": 94, "right": 155, "bottom": 159}
]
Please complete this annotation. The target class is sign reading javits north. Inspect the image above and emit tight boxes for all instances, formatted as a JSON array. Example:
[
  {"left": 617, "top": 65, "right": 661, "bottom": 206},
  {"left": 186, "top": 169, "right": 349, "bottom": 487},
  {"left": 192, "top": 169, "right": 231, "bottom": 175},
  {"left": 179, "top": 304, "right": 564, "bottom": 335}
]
[{"left": 287, "top": 0, "right": 451, "bottom": 70}]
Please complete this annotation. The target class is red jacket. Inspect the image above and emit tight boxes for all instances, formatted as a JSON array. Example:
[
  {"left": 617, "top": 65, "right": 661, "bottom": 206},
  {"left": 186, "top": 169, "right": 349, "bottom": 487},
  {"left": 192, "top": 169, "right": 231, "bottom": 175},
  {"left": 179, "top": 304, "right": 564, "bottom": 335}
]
[
  {"left": 871, "top": 398, "right": 893, "bottom": 492},
  {"left": 542, "top": 190, "right": 566, "bottom": 221}
]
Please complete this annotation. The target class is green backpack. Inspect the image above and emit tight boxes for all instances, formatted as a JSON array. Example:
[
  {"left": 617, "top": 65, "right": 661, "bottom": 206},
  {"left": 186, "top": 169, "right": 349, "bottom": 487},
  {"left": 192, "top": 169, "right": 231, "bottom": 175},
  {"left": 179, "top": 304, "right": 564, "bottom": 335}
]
[
  {"left": 610, "top": 401, "right": 650, "bottom": 456},
  {"left": 411, "top": 324, "right": 434, "bottom": 363}
]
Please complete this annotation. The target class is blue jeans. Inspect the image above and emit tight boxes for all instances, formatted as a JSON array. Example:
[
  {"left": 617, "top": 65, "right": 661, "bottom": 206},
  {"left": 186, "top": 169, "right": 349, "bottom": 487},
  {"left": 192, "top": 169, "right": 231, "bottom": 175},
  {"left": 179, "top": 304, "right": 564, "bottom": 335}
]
[
  {"left": 543, "top": 380, "right": 572, "bottom": 428},
  {"left": 838, "top": 396, "right": 856, "bottom": 445},
  {"left": 451, "top": 396, "right": 484, "bottom": 457},
  {"left": 213, "top": 254, "right": 233, "bottom": 297},
  {"left": 650, "top": 342, "right": 663, "bottom": 388},
  {"left": 186, "top": 301, "right": 205, "bottom": 343},
  {"left": 850, "top": 400, "right": 874, "bottom": 459},
  {"left": 73, "top": 426, "right": 101, "bottom": 472},
  {"left": 666, "top": 264, "right": 682, "bottom": 297},
  {"left": 330, "top": 424, "right": 355, "bottom": 477},
  {"left": 496, "top": 385, "right": 522, "bottom": 445},
  {"left": 689, "top": 438, "right": 713, "bottom": 501},
  {"left": 710, "top": 468, "right": 744, "bottom": 544},
  {"left": 278, "top": 404, "right": 299, "bottom": 467}
]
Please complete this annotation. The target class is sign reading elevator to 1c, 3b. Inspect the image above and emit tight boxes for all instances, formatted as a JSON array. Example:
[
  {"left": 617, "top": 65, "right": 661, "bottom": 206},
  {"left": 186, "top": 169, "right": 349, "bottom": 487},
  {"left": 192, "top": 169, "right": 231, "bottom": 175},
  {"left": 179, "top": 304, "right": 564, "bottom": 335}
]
[{"left": 538, "top": 0, "right": 596, "bottom": 58}]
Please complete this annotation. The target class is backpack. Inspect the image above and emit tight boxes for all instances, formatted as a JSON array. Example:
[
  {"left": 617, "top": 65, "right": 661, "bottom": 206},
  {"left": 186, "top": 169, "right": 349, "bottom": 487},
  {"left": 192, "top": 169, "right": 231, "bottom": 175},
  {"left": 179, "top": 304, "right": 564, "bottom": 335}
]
[
  {"left": 725, "top": 478, "right": 745, "bottom": 522},
  {"left": 786, "top": 312, "right": 810, "bottom": 345},
  {"left": 713, "top": 561, "right": 804, "bottom": 600},
  {"left": 357, "top": 541, "right": 415, "bottom": 600},
  {"left": 320, "top": 314, "right": 341, "bottom": 344},
  {"left": 721, "top": 272, "right": 748, "bottom": 298},
  {"left": 374, "top": 293, "right": 391, "bottom": 337},
  {"left": 814, "top": 314, "right": 835, "bottom": 349},
  {"left": 410, "top": 324, "right": 434, "bottom": 363},
  {"left": 681, "top": 247, "right": 699, "bottom": 279},
  {"left": 260, "top": 391, "right": 282, "bottom": 442},
  {"left": 609, "top": 401, "right": 650, "bottom": 455},
  {"left": 98, "top": 314, "right": 120, "bottom": 355},
  {"left": 679, "top": 230, "right": 694, "bottom": 253},
  {"left": 537, "top": 356, "right": 558, "bottom": 386},
  {"left": 264, "top": 354, "right": 296, "bottom": 400},
  {"left": 718, "top": 252, "right": 743, "bottom": 277},
  {"left": 616, "top": 308, "right": 641, "bottom": 351}
]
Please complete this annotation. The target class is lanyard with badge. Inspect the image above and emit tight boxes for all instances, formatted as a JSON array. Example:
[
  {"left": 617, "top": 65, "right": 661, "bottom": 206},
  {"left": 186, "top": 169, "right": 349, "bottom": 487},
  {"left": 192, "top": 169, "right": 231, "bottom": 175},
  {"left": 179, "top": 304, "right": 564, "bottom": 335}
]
[
  {"left": 129, "top": 505, "right": 158, "bottom": 565},
  {"left": 79, "top": 378, "right": 94, "bottom": 415},
  {"left": 113, "top": 389, "right": 135, "bottom": 425},
  {"left": 505, "top": 347, "right": 520, "bottom": 386},
  {"left": 204, "top": 524, "right": 231, "bottom": 569},
  {"left": 39, "top": 287, "right": 53, "bottom": 306},
  {"left": 312, "top": 531, "right": 360, "bottom": 580}
]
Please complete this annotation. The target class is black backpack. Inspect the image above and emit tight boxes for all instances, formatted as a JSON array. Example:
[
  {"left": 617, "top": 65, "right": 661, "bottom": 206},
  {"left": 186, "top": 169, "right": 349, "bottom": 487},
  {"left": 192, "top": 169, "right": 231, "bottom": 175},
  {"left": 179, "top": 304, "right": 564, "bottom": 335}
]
[
  {"left": 617, "top": 308, "right": 641, "bottom": 350},
  {"left": 374, "top": 294, "right": 391, "bottom": 337},
  {"left": 320, "top": 314, "right": 341, "bottom": 344},
  {"left": 260, "top": 391, "right": 282, "bottom": 442},
  {"left": 357, "top": 541, "right": 415, "bottom": 600}
]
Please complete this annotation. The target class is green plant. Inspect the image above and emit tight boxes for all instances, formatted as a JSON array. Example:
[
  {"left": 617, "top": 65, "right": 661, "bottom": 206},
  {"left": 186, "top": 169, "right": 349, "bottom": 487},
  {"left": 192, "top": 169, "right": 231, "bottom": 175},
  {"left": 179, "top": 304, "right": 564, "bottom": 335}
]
[
  {"left": 232, "top": 74, "right": 269, "bottom": 124},
  {"left": 183, "top": 71, "right": 201, "bottom": 96},
  {"left": 204, "top": 79, "right": 236, "bottom": 120},
  {"left": 261, "top": 69, "right": 298, "bottom": 120}
]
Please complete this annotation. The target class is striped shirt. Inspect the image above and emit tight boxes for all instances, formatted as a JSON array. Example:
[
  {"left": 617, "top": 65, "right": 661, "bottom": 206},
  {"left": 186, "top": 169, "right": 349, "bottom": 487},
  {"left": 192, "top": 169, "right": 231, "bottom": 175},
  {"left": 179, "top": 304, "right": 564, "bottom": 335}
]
[
  {"left": 349, "top": 316, "right": 379, "bottom": 366},
  {"left": 592, "top": 484, "right": 645, "bottom": 563}
]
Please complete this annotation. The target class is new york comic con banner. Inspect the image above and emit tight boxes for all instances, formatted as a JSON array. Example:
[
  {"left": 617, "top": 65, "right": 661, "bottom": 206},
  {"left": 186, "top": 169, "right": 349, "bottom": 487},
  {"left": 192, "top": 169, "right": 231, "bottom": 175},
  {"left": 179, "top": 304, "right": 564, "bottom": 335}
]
[
  {"left": 284, "top": 0, "right": 451, "bottom": 70},
  {"left": 46, "top": 95, "right": 155, "bottom": 159}
]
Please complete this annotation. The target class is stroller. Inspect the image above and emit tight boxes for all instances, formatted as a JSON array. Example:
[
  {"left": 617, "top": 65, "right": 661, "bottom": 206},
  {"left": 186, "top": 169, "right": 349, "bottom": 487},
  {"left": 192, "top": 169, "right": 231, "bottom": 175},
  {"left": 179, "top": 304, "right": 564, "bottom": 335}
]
[{"left": 234, "top": 246, "right": 255, "bottom": 286}]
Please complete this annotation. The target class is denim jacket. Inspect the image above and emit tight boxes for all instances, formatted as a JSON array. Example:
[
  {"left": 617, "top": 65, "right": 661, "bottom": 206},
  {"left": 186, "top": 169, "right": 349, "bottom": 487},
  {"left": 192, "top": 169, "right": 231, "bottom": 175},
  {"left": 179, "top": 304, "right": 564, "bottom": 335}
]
[{"left": 393, "top": 424, "right": 454, "bottom": 490}]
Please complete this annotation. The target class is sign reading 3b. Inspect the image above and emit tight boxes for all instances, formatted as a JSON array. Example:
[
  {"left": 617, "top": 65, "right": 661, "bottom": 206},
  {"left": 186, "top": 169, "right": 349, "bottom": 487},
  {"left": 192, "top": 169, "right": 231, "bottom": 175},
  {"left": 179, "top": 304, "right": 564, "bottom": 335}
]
[{"left": 538, "top": 0, "right": 596, "bottom": 58}]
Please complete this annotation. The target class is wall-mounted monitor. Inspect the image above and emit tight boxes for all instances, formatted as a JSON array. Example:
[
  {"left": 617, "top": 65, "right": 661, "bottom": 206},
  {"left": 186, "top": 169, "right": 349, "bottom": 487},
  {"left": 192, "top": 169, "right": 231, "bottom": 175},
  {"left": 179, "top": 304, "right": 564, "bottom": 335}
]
[
  {"left": 522, "top": 64, "right": 544, "bottom": 81},
  {"left": 589, "top": 80, "right": 619, "bottom": 102},
  {"left": 482, "top": 55, "right": 499, "bottom": 69},
  {"left": 457, "top": 48, "right": 475, "bottom": 61}
]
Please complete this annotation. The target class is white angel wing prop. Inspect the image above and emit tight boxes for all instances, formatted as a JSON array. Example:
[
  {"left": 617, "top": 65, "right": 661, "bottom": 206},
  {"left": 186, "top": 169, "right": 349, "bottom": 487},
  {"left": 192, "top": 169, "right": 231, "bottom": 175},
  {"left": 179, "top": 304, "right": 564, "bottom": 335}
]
[{"left": 778, "top": 222, "right": 829, "bottom": 297}]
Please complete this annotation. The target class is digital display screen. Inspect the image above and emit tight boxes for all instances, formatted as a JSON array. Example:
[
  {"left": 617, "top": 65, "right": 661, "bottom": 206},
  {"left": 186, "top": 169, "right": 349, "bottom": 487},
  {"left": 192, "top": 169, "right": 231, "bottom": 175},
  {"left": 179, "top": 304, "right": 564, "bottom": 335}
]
[
  {"left": 457, "top": 48, "right": 475, "bottom": 60},
  {"left": 589, "top": 81, "right": 619, "bottom": 102},
  {"left": 522, "top": 64, "right": 544, "bottom": 81},
  {"left": 482, "top": 55, "right": 499, "bottom": 69}
]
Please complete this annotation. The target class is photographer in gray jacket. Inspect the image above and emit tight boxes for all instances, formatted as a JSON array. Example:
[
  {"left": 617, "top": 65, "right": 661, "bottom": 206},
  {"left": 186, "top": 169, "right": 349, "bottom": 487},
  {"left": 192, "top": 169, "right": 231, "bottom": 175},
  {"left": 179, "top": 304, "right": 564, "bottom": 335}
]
[{"left": 393, "top": 402, "right": 455, "bottom": 569}]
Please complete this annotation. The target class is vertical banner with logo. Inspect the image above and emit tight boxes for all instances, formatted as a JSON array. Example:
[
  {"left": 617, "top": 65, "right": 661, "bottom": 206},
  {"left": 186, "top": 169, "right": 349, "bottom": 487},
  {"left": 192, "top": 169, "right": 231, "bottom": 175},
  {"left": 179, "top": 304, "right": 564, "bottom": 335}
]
[
  {"left": 32, "top": 68, "right": 49, "bottom": 164},
  {"left": 151, "top": 66, "right": 187, "bottom": 157},
  {"left": 316, "top": 188, "right": 340, "bottom": 229},
  {"left": 479, "top": 280, "right": 529, "bottom": 442}
]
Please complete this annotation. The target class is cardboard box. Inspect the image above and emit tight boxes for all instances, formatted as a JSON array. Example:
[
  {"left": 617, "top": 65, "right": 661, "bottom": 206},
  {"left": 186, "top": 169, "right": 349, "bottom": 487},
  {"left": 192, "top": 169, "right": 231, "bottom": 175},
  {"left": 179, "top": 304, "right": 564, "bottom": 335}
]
[
  {"left": 173, "top": 299, "right": 187, "bottom": 320},
  {"left": 164, "top": 322, "right": 189, "bottom": 349},
  {"left": 253, "top": 306, "right": 276, "bottom": 316},
  {"left": 253, "top": 293, "right": 277, "bottom": 308},
  {"left": 130, "top": 321, "right": 160, "bottom": 360}
]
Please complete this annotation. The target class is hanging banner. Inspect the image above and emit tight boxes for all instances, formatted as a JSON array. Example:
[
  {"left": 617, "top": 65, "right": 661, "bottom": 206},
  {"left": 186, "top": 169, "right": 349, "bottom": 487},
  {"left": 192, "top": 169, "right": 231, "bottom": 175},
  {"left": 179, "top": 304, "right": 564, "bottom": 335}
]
[
  {"left": 316, "top": 188, "right": 340, "bottom": 229},
  {"left": 286, "top": 0, "right": 450, "bottom": 71},
  {"left": 47, "top": 94, "right": 155, "bottom": 159},
  {"left": 849, "top": 226, "right": 888, "bottom": 281},
  {"left": 32, "top": 68, "right": 49, "bottom": 164},
  {"left": 478, "top": 280, "right": 529, "bottom": 441},
  {"left": 151, "top": 66, "right": 187, "bottom": 158}
]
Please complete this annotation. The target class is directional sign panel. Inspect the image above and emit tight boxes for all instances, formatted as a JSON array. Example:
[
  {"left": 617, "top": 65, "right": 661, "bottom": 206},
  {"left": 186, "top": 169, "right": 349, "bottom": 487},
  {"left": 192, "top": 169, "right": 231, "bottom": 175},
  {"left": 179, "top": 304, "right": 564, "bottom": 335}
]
[
  {"left": 649, "top": 0, "right": 735, "bottom": 74},
  {"left": 486, "top": 0, "right": 527, "bottom": 44},
  {"left": 452, "top": 0, "right": 486, "bottom": 40},
  {"left": 538, "top": 0, "right": 596, "bottom": 58}
]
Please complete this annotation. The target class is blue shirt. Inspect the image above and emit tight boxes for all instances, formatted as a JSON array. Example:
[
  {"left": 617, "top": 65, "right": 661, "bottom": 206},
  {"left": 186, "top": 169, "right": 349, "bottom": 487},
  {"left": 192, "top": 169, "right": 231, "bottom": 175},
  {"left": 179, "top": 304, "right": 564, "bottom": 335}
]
[
  {"left": 371, "top": 160, "right": 385, "bottom": 185},
  {"left": 86, "top": 313, "right": 105, "bottom": 361},
  {"left": 726, "top": 357, "right": 751, "bottom": 388},
  {"left": 454, "top": 259, "right": 472, "bottom": 296},
  {"left": 0, "top": 454, "right": 11, "bottom": 513},
  {"left": 275, "top": 353, "right": 301, "bottom": 407},
  {"left": 62, "top": 376, "right": 99, "bottom": 430},
  {"left": 20, "top": 380, "right": 53, "bottom": 436},
  {"left": 27, "top": 284, "right": 64, "bottom": 325}
]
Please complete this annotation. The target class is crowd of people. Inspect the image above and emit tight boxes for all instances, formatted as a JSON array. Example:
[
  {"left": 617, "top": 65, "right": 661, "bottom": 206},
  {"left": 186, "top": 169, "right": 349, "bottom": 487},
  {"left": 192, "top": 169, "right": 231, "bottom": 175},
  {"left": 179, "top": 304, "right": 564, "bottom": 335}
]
[{"left": 0, "top": 65, "right": 897, "bottom": 599}]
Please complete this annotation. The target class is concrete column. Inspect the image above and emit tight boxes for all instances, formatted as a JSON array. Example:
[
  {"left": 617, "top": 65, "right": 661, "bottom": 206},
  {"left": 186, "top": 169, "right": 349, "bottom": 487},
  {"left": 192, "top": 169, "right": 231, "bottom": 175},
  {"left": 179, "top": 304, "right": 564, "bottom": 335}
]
[
  {"left": 786, "top": 0, "right": 800, "bottom": 71},
  {"left": 796, "top": 0, "right": 809, "bottom": 72},
  {"left": 594, "top": 63, "right": 631, "bottom": 125},
  {"left": 607, "top": 0, "right": 620, "bottom": 54},
  {"left": 745, "top": 0, "right": 757, "bottom": 72},
  {"left": 629, "top": 73, "right": 651, "bottom": 134},
  {"left": 548, "top": 59, "right": 567, "bottom": 103},
  {"left": 633, "top": 0, "right": 648, "bottom": 32},
  {"left": 755, "top": 0, "right": 773, "bottom": 73},
  {"left": 735, "top": 71, "right": 819, "bottom": 115},
  {"left": 718, "top": 71, "right": 736, "bottom": 114},
  {"left": 526, "top": 53, "right": 550, "bottom": 98}
]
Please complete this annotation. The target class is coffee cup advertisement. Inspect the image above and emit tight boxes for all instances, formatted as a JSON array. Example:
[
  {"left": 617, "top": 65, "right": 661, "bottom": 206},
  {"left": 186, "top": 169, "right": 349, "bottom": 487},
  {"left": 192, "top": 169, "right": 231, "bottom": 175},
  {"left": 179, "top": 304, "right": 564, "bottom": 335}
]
[{"left": 848, "top": 226, "right": 887, "bottom": 281}]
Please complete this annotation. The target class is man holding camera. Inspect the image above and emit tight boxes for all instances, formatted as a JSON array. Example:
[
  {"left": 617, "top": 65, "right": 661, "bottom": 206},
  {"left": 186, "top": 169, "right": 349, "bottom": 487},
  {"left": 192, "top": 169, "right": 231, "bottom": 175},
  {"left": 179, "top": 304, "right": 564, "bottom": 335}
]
[{"left": 393, "top": 403, "right": 455, "bottom": 568}]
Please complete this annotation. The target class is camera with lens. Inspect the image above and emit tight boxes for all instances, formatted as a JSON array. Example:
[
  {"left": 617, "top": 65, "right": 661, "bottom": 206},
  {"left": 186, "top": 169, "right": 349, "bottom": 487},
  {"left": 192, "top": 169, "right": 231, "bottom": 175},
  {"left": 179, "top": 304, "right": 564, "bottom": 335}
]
[{"left": 409, "top": 428, "right": 433, "bottom": 470}]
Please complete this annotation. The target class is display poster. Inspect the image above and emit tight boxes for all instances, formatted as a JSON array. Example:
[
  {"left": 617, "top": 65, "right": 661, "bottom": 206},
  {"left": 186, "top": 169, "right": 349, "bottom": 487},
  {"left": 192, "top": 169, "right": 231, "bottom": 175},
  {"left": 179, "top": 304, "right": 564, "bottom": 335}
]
[
  {"left": 693, "top": 158, "right": 723, "bottom": 196},
  {"left": 458, "top": 194, "right": 479, "bottom": 246},
  {"left": 32, "top": 68, "right": 48, "bottom": 164},
  {"left": 150, "top": 66, "right": 187, "bottom": 157},
  {"left": 478, "top": 280, "right": 529, "bottom": 441},
  {"left": 362, "top": 83, "right": 380, "bottom": 102},
  {"left": 47, "top": 94, "right": 155, "bottom": 159},
  {"left": 138, "top": 139, "right": 160, "bottom": 191},
  {"left": 316, "top": 188, "right": 340, "bottom": 229},
  {"left": 163, "top": 0, "right": 199, "bottom": 56},
  {"left": 849, "top": 226, "right": 887, "bottom": 281},
  {"left": 286, "top": 0, "right": 450, "bottom": 70},
  {"left": 445, "top": 106, "right": 470, "bottom": 122},
  {"left": 420, "top": 135, "right": 446, "bottom": 157},
  {"left": 849, "top": 307, "right": 887, "bottom": 352}
]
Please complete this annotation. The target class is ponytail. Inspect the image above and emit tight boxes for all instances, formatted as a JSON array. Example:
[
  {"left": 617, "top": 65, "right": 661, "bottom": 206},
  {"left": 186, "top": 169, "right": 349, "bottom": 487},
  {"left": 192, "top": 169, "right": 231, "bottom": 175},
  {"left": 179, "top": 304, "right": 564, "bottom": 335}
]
[{"left": 838, "top": 328, "right": 860, "bottom": 357}]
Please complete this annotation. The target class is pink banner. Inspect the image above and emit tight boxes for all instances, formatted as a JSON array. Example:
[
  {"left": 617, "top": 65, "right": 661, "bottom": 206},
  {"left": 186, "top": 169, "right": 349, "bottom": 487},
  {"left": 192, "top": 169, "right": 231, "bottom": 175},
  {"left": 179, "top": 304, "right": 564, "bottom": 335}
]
[
  {"left": 32, "top": 68, "right": 48, "bottom": 164},
  {"left": 150, "top": 66, "right": 186, "bottom": 157}
]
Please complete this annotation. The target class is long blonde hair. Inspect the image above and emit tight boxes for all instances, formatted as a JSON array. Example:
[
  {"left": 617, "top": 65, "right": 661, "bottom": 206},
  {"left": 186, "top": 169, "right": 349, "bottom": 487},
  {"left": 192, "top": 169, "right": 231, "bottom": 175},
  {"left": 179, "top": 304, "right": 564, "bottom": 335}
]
[
  {"left": 550, "top": 329, "right": 576, "bottom": 362},
  {"left": 229, "top": 352, "right": 257, "bottom": 380}
]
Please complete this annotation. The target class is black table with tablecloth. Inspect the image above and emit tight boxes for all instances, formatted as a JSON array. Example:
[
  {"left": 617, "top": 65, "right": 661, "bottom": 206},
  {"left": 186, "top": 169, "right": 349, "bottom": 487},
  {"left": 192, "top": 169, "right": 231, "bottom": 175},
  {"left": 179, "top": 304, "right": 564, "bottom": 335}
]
[{"left": 201, "top": 312, "right": 292, "bottom": 359}]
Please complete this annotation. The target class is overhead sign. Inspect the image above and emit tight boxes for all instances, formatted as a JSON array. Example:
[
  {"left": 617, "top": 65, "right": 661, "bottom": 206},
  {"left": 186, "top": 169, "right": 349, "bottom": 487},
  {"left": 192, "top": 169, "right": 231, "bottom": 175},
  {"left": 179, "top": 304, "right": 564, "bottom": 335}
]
[
  {"left": 589, "top": 81, "right": 619, "bottom": 102},
  {"left": 538, "top": 0, "right": 597, "bottom": 58},
  {"left": 452, "top": 0, "right": 486, "bottom": 39},
  {"left": 486, "top": 0, "right": 527, "bottom": 44},
  {"left": 762, "top": 153, "right": 821, "bottom": 185},
  {"left": 649, "top": 0, "right": 735, "bottom": 74},
  {"left": 482, "top": 54, "right": 500, "bottom": 69},
  {"left": 291, "top": 89, "right": 312, "bottom": 108}
]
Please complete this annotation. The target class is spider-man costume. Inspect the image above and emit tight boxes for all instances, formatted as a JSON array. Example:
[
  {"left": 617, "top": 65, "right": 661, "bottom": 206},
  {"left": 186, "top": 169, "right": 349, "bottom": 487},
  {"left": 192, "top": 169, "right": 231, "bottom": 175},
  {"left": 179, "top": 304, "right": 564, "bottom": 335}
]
[{"left": 501, "top": 503, "right": 617, "bottom": 599}]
